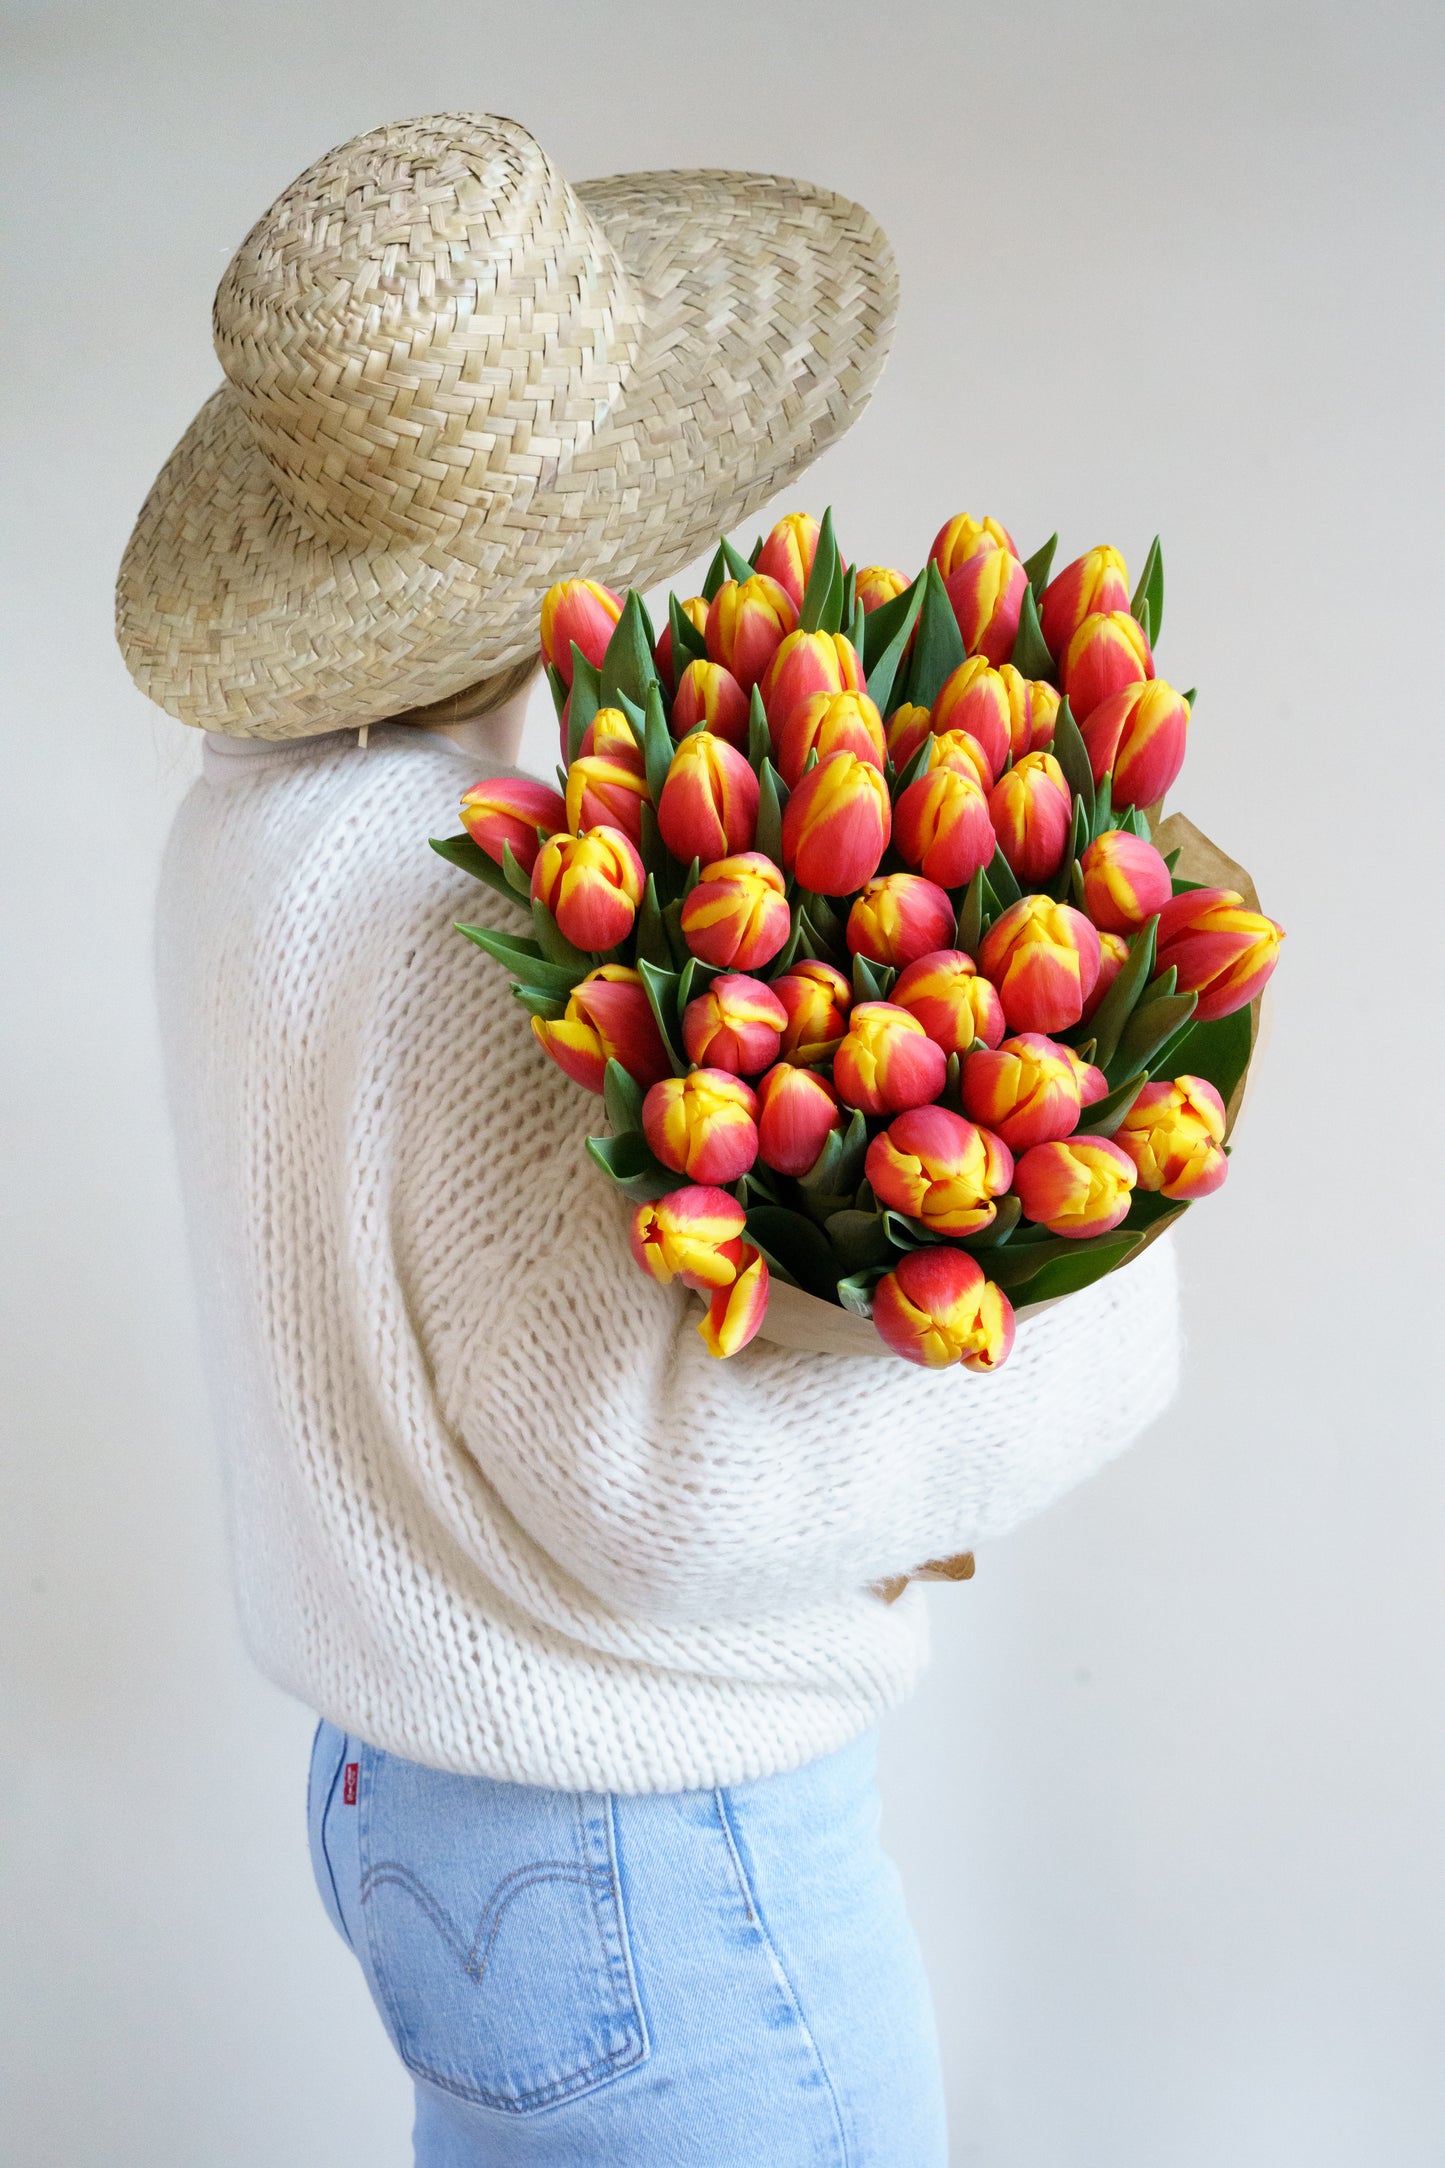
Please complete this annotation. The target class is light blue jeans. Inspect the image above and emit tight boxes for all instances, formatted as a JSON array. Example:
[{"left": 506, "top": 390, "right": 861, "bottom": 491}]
[{"left": 308, "top": 1720, "right": 948, "bottom": 2165}]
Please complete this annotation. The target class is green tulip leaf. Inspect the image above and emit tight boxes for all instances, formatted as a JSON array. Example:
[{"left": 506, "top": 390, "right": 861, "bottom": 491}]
[
  {"left": 545, "top": 661, "right": 569, "bottom": 721},
  {"left": 748, "top": 684, "right": 771, "bottom": 772},
  {"left": 1143, "top": 965, "right": 1178, "bottom": 1003},
  {"left": 882, "top": 1211, "right": 942, "bottom": 1249},
  {"left": 636, "top": 957, "right": 689, "bottom": 1075},
  {"left": 1081, "top": 1069, "right": 1149, "bottom": 1136},
  {"left": 955, "top": 867, "right": 986, "bottom": 958},
  {"left": 1090, "top": 772, "right": 1114, "bottom": 842},
  {"left": 904, "top": 560, "right": 966, "bottom": 711},
  {"left": 825, "top": 1208, "right": 899, "bottom": 1276},
  {"left": 836, "top": 1268, "right": 888, "bottom": 1319},
  {"left": 892, "top": 725, "right": 936, "bottom": 799},
  {"left": 1010, "top": 581, "right": 1054, "bottom": 680},
  {"left": 987, "top": 845, "right": 1022, "bottom": 909},
  {"left": 1050, "top": 694, "right": 1096, "bottom": 826},
  {"left": 602, "top": 1057, "right": 646, "bottom": 1137},
  {"left": 701, "top": 543, "right": 729, "bottom": 602},
  {"left": 798, "top": 506, "right": 842, "bottom": 635},
  {"left": 719, "top": 535, "right": 755, "bottom": 586},
  {"left": 431, "top": 833, "right": 517, "bottom": 904},
  {"left": 634, "top": 873, "right": 672, "bottom": 970},
  {"left": 744, "top": 1203, "right": 840, "bottom": 1301},
  {"left": 585, "top": 1129, "right": 676, "bottom": 1202},
  {"left": 565, "top": 649, "right": 602, "bottom": 762},
  {"left": 498, "top": 839, "right": 533, "bottom": 899},
  {"left": 1130, "top": 536, "right": 1164, "bottom": 646},
  {"left": 832, "top": 1108, "right": 870, "bottom": 1197},
  {"left": 1110, "top": 989, "right": 1199, "bottom": 1083},
  {"left": 1011, "top": 1231, "right": 1144, "bottom": 1309},
  {"left": 511, "top": 984, "right": 568, "bottom": 1021},
  {"left": 864, "top": 573, "right": 925, "bottom": 716},
  {"left": 455, "top": 923, "right": 584, "bottom": 995},
  {"left": 851, "top": 951, "right": 886, "bottom": 1003},
  {"left": 639, "top": 680, "right": 673, "bottom": 807},
  {"left": 1021, "top": 532, "right": 1058, "bottom": 602},
  {"left": 959, "top": 1193, "right": 1023, "bottom": 1249},
  {"left": 756, "top": 758, "right": 790, "bottom": 866},
  {"left": 1155, "top": 1004, "right": 1255, "bottom": 1109},
  {"left": 600, "top": 591, "right": 659, "bottom": 712},
  {"left": 1085, "top": 914, "right": 1158, "bottom": 1070},
  {"left": 668, "top": 591, "right": 708, "bottom": 681},
  {"left": 1124, "top": 1189, "right": 1189, "bottom": 1232}
]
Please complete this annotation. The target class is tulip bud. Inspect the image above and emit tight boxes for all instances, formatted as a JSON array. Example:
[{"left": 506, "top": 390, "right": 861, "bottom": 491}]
[
  {"left": 893, "top": 766, "right": 997, "bottom": 889},
  {"left": 1039, "top": 546, "right": 1131, "bottom": 655},
  {"left": 578, "top": 705, "right": 645, "bottom": 762},
  {"left": 1013, "top": 1134, "right": 1136, "bottom": 1238},
  {"left": 530, "top": 963, "right": 672, "bottom": 1093},
  {"left": 772, "top": 960, "right": 854, "bottom": 1063},
  {"left": 642, "top": 1068, "right": 760, "bottom": 1185},
  {"left": 865, "top": 1105, "right": 1014, "bottom": 1237},
  {"left": 931, "top": 657, "right": 1010, "bottom": 780},
  {"left": 459, "top": 776, "right": 567, "bottom": 875},
  {"left": 872, "top": 1247, "right": 1015, "bottom": 1372},
  {"left": 1067, "top": 1049, "right": 1110, "bottom": 1106},
  {"left": 961, "top": 1032, "right": 1082, "bottom": 1149},
  {"left": 656, "top": 731, "right": 759, "bottom": 863},
  {"left": 630, "top": 1184, "right": 748, "bottom": 1291},
  {"left": 944, "top": 548, "right": 1027, "bottom": 665},
  {"left": 653, "top": 595, "right": 708, "bottom": 689},
  {"left": 679, "top": 852, "right": 792, "bottom": 971},
  {"left": 698, "top": 1244, "right": 770, "bottom": 1357},
  {"left": 987, "top": 751, "right": 1073, "bottom": 884},
  {"left": 1079, "top": 830, "right": 1173, "bottom": 931},
  {"left": 928, "top": 513, "right": 1017, "bottom": 579},
  {"left": 978, "top": 895, "right": 1102, "bottom": 1034},
  {"left": 892, "top": 949, "right": 1006, "bottom": 1056},
  {"left": 704, "top": 574, "right": 798, "bottom": 692},
  {"left": 682, "top": 972, "right": 788, "bottom": 1076},
  {"left": 776, "top": 689, "right": 887, "bottom": 790},
  {"left": 755, "top": 1062, "right": 843, "bottom": 1177},
  {"left": 781, "top": 750, "right": 891, "bottom": 896},
  {"left": 833, "top": 1002, "right": 949, "bottom": 1116},
  {"left": 847, "top": 873, "right": 957, "bottom": 969},
  {"left": 1059, "top": 609, "right": 1153, "bottom": 721},
  {"left": 926, "top": 729, "right": 994, "bottom": 792},
  {"left": 1079, "top": 679, "right": 1190, "bottom": 808},
  {"left": 759, "top": 629, "right": 865, "bottom": 737},
  {"left": 565, "top": 748, "right": 650, "bottom": 847},
  {"left": 671, "top": 659, "right": 751, "bottom": 748},
  {"left": 531, "top": 825, "right": 645, "bottom": 951},
  {"left": 998, "top": 665, "right": 1061, "bottom": 760},
  {"left": 539, "top": 579, "right": 624, "bottom": 686},
  {"left": 1081, "top": 930, "right": 1131, "bottom": 1023},
  {"left": 885, "top": 703, "right": 935, "bottom": 769},
  {"left": 1115, "top": 1075, "right": 1229, "bottom": 1200},
  {"left": 754, "top": 513, "right": 823, "bottom": 609},
  {"left": 1153, "top": 887, "right": 1284, "bottom": 1021},
  {"left": 854, "top": 564, "right": 909, "bottom": 613}
]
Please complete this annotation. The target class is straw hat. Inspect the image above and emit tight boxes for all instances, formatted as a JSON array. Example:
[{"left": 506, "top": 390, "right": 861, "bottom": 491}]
[{"left": 116, "top": 113, "right": 898, "bottom": 739}]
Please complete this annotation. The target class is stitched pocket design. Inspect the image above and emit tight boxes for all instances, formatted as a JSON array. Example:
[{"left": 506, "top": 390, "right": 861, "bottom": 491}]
[{"left": 357, "top": 1750, "right": 647, "bottom": 2113}]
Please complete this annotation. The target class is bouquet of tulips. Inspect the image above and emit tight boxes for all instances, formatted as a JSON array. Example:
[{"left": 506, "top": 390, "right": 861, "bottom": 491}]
[{"left": 433, "top": 509, "right": 1283, "bottom": 1370}]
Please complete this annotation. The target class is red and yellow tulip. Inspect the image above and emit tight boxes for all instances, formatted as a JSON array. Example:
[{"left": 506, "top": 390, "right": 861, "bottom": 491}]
[
  {"left": 776, "top": 689, "right": 887, "bottom": 790},
  {"left": 832, "top": 1001, "right": 948, "bottom": 1116},
  {"left": 681, "top": 972, "right": 788, "bottom": 1075},
  {"left": 998, "top": 665, "right": 1060, "bottom": 761},
  {"left": 642, "top": 1068, "right": 760, "bottom": 1184},
  {"left": 755, "top": 1061, "right": 843, "bottom": 1177},
  {"left": 530, "top": 963, "right": 672, "bottom": 1093},
  {"left": 781, "top": 750, "right": 892, "bottom": 895},
  {"left": 565, "top": 747, "right": 650, "bottom": 847},
  {"left": 753, "top": 513, "right": 823, "bottom": 609},
  {"left": 961, "top": 1031, "right": 1083, "bottom": 1149},
  {"left": 657, "top": 730, "right": 759, "bottom": 864},
  {"left": 1067, "top": 1048, "right": 1110, "bottom": 1107},
  {"left": 987, "top": 750, "right": 1073, "bottom": 884},
  {"left": 1154, "top": 888, "right": 1284, "bottom": 1021},
  {"left": 871, "top": 1246, "right": 1015, "bottom": 1371},
  {"left": 1079, "top": 679, "right": 1190, "bottom": 808},
  {"left": 931, "top": 657, "right": 1009, "bottom": 780},
  {"left": 978, "top": 895, "right": 1102, "bottom": 1034},
  {"left": 531, "top": 825, "right": 645, "bottom": 951},
  {"left": 671, "top": 658, "right": 750, "bottom": 749},
  {"left": 1039, "top": 546, "right": 1130, "bottom": 655},
  {"left": 539, "top": 578, "right": 623, "bottom": 686},
  {"left": 697, "top": 1244, "right": 770, "bottom": 1356},
  {"left": 1059, "top": 609, "right": 1153, "bottom": 721},
  {"left": 884, "top": 703, "right": 935, "bottom": 769},
  {"left": 893, "top": 766, "right": 996, "bottom": 889},
  {"left": 1115, "top": 1075, "right": 1229, "bottom": 1199},
  {"left": 891, "top": 949, "right": 1006, "bottom": 1056},
  {"left": 578, "top": 706, "right": 643, "bottom": 762},
  {"left": 928, "top": 513, "right": 1017, "bottom": 578},
  {"left": 772, "top": 960, "right": 853, "bottom": 1063},
  {"left": 459, "top": 775, "right": 567, "bottom": 875},
  {"left": 1081, "top": 929, "right": 1131, "bottom": 1023},
  {"left": 759, "top": 629, "right": 866, "bottom": 737},
  {"left": 1013, "top": 1134, "right": 1137, "bottom": 1238},
  {"left": 854, "top": 564, "right": 909, "bottom": 613},
  {"left": 847, "top": 872, "right": 957, "bottom": 969},
  {"left": 679, "top": 851, "right": 792, "bottom": 971},
  {"left": 864, "top": 1105, "right": 1014, "bottom": 1237},
  {"left": 704, "top": 574, "right": 798, "bottom": 692},
  {"left": 629, "top": 1184, "right": 748, "bottom": 1290},
  {"left": 1079, "top": 830, "right": 1173, "bottom": 931},
  {"left": 944, "top": 548, "right": 1027, "bottom": 665}
]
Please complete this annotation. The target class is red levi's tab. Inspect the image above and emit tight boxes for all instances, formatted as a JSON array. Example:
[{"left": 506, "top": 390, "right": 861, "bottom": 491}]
[{"left": 343, "top": 1762, "right": 359, "bottom": 1806}]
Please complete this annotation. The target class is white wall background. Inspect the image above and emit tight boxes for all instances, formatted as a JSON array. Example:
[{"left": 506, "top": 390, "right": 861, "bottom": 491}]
[{"left": 4, "top": 3, "right": 1442, "bottom": 2162}]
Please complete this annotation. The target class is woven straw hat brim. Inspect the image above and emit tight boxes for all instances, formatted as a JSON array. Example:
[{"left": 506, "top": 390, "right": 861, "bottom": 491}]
[{"left": 117, "top": 160, "right": 897, "bottom": 739}]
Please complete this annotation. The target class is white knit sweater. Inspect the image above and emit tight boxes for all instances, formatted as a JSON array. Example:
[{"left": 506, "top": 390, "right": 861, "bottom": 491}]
[{"left": 156, "top": 724, "right": 1180, "bottom": 1793}]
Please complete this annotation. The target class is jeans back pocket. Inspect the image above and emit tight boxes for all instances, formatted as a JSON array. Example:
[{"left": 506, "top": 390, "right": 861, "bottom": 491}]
[{"left": 356, "top": 1747, "right": 647, "bottom": 2114}]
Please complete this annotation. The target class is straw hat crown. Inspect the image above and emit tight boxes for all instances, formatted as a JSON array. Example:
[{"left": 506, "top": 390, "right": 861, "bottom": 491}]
[
  {"left": 118, "top": 113, "right": 898, "bottom": 737},
  {"left": 215, "top": 118, "right": 645, "bottom": 553}
]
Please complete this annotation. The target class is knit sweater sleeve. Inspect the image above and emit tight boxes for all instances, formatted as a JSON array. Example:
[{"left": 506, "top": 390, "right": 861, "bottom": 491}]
[{"left": 426, "top": 919, "right": 1182, "bottom": 1624}]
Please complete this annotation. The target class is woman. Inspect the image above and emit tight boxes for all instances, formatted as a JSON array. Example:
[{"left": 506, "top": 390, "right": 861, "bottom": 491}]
[{"left": 120, "top": 114, "right": 1179, "bottom": 2166}]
